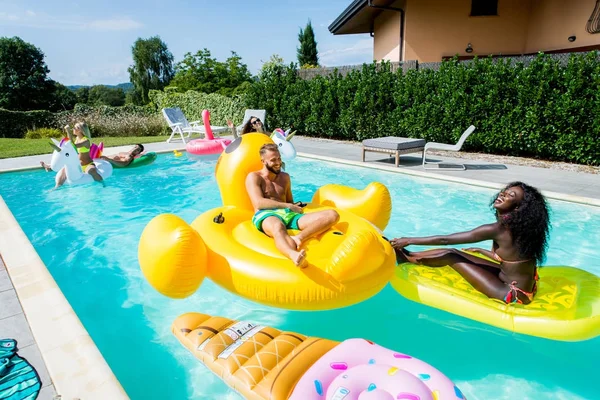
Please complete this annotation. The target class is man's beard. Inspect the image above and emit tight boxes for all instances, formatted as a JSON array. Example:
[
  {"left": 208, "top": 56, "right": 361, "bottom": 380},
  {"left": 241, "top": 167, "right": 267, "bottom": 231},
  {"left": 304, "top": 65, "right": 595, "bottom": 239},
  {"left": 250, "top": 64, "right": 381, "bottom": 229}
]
[{"left": 266, "top": 165, "right": 280, "bottom": 175}]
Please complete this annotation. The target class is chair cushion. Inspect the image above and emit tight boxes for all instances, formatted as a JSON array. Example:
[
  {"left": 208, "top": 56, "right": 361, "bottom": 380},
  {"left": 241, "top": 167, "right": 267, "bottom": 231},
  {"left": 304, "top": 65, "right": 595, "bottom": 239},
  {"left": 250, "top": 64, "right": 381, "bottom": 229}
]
[{"left": 362, "top": 137, "right": 426, "bottom": 150}]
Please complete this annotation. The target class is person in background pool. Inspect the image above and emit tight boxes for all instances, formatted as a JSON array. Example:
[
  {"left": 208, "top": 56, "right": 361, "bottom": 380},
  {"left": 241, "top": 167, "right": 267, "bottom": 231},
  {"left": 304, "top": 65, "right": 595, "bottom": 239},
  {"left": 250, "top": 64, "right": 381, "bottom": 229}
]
[
  {"left": 40, "top": 122, "right": 104, "bottom": 188},
  {"left": 390, "top": 181, "right": 551, "bottom": 304},
  {"left": 227, "top": 116, "right": 267, "bottom": 139},
  {"left": 98, "top": 144, "right": 145, "bottom": 167}
]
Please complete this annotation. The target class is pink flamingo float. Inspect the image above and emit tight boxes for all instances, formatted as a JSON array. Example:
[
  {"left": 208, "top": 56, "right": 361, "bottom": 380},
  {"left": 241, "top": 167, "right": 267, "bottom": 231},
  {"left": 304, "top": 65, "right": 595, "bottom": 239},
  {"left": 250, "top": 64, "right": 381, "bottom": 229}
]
[{"left": 186, "top": 109, "right": 232, "bottom": 156}]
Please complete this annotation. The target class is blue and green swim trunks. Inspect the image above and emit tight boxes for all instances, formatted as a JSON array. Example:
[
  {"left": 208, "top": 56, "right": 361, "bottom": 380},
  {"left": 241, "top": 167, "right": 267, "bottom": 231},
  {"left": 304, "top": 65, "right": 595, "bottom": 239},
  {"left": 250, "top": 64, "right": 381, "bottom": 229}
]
[{"left": 252, "top": 208, "right": 303, "bottom": 233}]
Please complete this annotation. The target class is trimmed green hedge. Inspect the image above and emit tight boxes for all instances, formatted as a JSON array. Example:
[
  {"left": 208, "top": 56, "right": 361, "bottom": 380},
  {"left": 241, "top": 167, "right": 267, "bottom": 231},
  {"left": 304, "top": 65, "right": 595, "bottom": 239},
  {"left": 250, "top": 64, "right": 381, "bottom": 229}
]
[
  {"left": 246, "top": 52, "right": 600, "bottom": 166},
  {"left": 149, "top": 89, "right": 249, "bottom": 127},
  {"left": 0, "top": 109, "right": 56, "bottom": 138}
]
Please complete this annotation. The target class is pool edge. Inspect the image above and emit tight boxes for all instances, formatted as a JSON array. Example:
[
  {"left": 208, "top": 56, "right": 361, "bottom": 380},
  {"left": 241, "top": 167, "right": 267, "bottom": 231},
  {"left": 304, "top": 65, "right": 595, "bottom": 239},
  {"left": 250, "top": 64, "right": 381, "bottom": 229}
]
[
  {"left": 297, "top": 152, "right": 600, "bottom": 208},
  {"left": 0, "top": 196, "right": 129, "bottom": 399},
  {"left": 0, "top": 146, "right": 187, "bottom": 174}
]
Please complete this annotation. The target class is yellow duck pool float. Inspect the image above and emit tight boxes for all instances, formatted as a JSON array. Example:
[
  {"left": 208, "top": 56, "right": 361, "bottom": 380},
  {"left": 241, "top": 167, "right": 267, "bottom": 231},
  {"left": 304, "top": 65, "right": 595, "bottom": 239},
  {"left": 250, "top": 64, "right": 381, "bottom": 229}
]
[
  {"left": 139, "top": 133, "right": 396, "bottom": 310},
  {"left": 391, "top": 252, "right": 600, "bottom": 342}
]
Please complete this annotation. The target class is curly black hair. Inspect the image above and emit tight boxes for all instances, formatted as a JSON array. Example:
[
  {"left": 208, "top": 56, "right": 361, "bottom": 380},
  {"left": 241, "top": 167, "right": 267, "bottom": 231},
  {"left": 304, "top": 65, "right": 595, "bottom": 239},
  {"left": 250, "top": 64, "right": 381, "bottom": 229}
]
[{"left": 489, "top": 181, "right": 551, "bottom": 264}]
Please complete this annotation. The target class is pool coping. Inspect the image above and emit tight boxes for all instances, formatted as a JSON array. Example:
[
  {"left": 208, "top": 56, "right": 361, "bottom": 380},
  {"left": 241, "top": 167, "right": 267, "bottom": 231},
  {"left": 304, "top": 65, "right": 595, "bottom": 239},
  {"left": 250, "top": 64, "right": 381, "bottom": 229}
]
[
  {"left": 297, "top": 152, "right": 600, "bottom": 208},
  {"left": 0, "top": 197, "right": 129, "bottom": 399},
  {"left": 0, "top": 146, "right": 598, "bottom": 399}
]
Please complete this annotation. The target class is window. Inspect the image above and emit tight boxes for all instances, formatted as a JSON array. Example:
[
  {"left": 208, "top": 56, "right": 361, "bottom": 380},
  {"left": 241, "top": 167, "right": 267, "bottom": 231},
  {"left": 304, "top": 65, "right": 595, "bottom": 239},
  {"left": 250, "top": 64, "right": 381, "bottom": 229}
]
[{"left": 470, "top": 0, "right": 498, "bottom": 16}]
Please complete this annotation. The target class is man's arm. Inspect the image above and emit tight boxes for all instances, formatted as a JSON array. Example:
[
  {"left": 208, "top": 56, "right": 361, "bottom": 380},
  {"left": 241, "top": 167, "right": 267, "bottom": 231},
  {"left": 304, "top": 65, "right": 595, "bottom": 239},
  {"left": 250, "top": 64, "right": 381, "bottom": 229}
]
[
  {"left": 245, "top": 173, "right": 291, "bottom": 210},
  {"left": 99, "top": 155, "right": 131, "bottom": 167}
]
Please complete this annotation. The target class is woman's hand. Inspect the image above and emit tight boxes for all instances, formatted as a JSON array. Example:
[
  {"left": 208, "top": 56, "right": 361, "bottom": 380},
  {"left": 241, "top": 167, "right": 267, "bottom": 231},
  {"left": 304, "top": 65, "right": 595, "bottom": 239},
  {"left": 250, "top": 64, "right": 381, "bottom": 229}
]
[
  {"left": 390, "top": 238, "right": 411, "bottom": 249},
  {"left": 462, "top": 247, "right": 481, "bottom": 253}
]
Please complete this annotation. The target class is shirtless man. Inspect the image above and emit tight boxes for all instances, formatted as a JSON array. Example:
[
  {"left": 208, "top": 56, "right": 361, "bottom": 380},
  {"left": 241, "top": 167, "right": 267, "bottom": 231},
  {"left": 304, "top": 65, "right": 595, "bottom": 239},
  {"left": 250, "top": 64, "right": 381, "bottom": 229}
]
[
  {"left": 246, "top": 143, "right": 339, "bottom": 267},
  {"left": 98, "top": 144, "right": 145, "bottom": 167}
]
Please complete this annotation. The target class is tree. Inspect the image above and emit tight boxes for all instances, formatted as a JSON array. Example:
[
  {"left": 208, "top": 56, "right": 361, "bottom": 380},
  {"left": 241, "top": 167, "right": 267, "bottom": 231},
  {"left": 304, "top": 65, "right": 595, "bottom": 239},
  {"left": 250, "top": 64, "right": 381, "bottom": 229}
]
[
  {"left": 88, "top": 85, "right": 125, "bottom": 106},
  {"left": 0, "top": 36, "right": 53, "bottom": 110},
  {"left": 48, "top": 82, "right": 77, "bottom": 111},
  {"left": 297, "top": 20, "right": 319, "bottom": 68},
  {"left": 169, "top": 49, "right": 252, "bottom": 95},
  {"left": 128, "top": 36, "right": 174, "bottom": 104}
]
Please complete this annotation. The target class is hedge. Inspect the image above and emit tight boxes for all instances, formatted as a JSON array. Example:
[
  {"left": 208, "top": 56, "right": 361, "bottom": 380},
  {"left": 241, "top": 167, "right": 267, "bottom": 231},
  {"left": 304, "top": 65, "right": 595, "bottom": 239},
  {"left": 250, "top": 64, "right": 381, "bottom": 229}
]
[
  {"left": 0, "top": 104, "right": 166, "bottom": 138},
  {"left": 149, "top": 89, "right": 250, "bottom": 128},
  {"left": 0, "top": 109, "right": 56, "bottom": 138},
  {"left": 245, "top": 52, "right": 600, "bottom": 166}
]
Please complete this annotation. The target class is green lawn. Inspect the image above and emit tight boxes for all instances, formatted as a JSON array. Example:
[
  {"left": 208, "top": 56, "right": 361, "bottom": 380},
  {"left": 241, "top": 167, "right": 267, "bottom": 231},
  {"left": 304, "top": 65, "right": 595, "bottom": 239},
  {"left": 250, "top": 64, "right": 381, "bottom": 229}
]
[{"left": 0, "top": 136, "right": 168, "bottom": 159}]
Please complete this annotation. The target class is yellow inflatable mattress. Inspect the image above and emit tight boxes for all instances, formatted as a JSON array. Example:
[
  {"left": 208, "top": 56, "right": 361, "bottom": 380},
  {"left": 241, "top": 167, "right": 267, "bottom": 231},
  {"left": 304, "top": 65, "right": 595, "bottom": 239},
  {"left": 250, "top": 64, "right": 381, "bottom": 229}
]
[{"left": 390, "top": 262, "right": 600, "bottom": 341}]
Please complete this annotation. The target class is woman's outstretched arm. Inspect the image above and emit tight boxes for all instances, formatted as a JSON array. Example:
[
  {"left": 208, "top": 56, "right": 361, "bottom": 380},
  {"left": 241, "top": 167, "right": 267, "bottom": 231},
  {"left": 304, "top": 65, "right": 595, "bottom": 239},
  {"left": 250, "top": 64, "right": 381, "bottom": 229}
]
[{"left": 390, "top": 223, "right": 499, "bottom": 249}]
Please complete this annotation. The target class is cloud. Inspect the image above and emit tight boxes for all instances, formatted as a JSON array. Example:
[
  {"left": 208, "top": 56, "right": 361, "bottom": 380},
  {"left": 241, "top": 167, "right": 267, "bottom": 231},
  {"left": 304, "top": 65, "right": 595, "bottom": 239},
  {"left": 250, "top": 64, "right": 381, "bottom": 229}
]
[
  {"left": 319, "top": 38, "right": 373, "bottom": 66},
  {"left": 0, "top": 10, "right": 143, "bottom": 31},
  {"left": 86, "top": 17, "right": 143, "bottom": 31}
]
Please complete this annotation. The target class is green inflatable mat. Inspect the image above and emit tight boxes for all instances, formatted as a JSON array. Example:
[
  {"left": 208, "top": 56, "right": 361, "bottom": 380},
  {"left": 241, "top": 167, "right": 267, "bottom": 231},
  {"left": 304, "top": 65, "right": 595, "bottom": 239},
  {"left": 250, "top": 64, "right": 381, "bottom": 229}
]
[{"left": 114, "top": 152, "right": 157, "bottom": 168}]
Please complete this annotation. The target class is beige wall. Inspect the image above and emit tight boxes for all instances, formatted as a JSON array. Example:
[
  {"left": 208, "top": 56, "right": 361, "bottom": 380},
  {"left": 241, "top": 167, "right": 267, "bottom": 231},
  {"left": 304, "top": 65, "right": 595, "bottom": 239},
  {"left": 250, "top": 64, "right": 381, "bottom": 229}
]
[
  {"left": 373, "top": 0, "right": 405, "bottom": 61},
  {"left": 403, "top": 0, "right": 531, "bottom": 62},
  {"left": 371, "top": 0, "right": 600, "bottom": 62},
  {"left": 526, "top": 0, "right": 599, "bottom": 52}
]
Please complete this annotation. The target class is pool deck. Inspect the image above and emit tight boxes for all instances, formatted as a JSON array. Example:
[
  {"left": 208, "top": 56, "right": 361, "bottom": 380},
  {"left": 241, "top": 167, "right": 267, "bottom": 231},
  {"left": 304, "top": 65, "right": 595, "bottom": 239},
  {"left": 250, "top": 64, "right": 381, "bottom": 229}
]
[{"left": 0, "top": 134, "right": 598, "bottom": 399}]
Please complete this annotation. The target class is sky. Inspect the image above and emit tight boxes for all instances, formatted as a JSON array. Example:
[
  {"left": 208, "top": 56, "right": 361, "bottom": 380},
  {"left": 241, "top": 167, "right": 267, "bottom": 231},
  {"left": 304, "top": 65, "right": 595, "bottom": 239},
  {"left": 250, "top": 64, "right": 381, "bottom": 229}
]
[{"left": 0, "top": 0, "right": 374, "bottom": 86}]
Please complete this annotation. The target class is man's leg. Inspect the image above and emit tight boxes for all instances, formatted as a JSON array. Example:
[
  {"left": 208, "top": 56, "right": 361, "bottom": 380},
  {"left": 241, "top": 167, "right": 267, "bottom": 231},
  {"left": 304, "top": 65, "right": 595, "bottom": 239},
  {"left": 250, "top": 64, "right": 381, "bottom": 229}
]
[
  {"left": 262, "top": 216, "right": 307, "bottom": 267},
  {"left": 292, "top": 209, "right": 339, "bottom": 249}
]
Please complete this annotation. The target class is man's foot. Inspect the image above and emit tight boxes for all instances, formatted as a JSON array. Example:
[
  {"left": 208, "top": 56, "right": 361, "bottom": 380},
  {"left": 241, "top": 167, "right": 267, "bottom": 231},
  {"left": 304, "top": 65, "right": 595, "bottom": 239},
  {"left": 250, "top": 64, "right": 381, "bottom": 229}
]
[
  {"left": 40, "top": 161, "right": 51, "bottom": 172},
  {"left": 289, "top": 249, "right": 307, "bottom": 268},
  {"left": 290, "top": 235, "right": 302, "bottom": 250}
]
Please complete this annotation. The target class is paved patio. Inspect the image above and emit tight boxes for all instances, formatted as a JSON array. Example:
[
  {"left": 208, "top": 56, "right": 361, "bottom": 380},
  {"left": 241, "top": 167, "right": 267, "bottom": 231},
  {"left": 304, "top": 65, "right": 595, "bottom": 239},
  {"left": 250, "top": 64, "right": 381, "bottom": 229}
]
[
  {"left": 1, "top": 135, "right": 599, "bottom": 202},
  {"left": 0, "top": 133, "right": 598, "bottom": 398}
]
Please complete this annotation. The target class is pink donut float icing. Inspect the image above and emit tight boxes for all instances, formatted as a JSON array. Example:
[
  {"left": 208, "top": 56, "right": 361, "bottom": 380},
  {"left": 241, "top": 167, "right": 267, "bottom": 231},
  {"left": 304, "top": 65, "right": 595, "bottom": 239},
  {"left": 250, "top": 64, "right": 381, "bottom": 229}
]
[
  {"left": 289, "top": 338, "right": 465, "bottom": 400},
  {"left": 186, "top": 109, "right": 232, "bottom": 155}
]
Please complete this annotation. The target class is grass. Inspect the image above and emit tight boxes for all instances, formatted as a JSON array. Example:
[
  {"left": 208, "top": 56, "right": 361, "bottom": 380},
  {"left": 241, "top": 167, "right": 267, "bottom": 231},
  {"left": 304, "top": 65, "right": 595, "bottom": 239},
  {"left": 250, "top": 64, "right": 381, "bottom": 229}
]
[{"left": 0, "top": 136, "right": 168, "bottom": 159}]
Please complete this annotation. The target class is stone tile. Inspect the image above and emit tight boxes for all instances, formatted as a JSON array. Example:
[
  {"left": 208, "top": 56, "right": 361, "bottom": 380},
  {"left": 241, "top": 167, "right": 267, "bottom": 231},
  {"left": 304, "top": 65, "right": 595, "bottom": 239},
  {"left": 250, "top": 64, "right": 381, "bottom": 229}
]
[
  {"left": 0, "top": 267, "right": 12, "bottom": 292},
  {"left": 37, "top": 385, "right": 57, "bottom": 400},
  {"left": 0, "top": 312, "right": 34, "bottom": 347},
  {"left": 19, "top": 344, "right": 52, "bottom": 388},
  {"left": 0, "top": 289, "right": 22, "bottom": 319}
]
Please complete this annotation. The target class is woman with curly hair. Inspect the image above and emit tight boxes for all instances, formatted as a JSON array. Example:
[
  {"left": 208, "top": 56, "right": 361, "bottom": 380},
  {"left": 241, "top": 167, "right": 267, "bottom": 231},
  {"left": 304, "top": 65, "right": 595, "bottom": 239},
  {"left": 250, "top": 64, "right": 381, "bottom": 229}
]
[{"left": 391, "top": 181, "right": 551, "bottom": 304}]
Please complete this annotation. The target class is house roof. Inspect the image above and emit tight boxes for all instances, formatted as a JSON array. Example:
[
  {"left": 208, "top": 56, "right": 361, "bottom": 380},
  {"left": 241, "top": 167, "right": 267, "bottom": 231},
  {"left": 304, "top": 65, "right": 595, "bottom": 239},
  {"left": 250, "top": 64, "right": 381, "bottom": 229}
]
[{"left": 328, "top": 0, "right": 399, "bottom": 35}]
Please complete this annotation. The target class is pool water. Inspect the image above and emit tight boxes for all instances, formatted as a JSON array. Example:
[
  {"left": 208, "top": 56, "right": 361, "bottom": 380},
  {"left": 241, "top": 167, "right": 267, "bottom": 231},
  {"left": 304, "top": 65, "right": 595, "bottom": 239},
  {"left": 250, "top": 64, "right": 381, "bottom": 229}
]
[{"left": 1, "top": 154, "right": 599, "bottom": 400}]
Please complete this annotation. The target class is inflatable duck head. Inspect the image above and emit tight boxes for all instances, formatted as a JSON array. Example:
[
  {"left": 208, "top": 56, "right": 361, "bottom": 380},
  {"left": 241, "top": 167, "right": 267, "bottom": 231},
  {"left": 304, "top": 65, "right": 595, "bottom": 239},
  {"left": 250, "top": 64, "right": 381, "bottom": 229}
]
[{"left": 215, "top": 133, "right": 275, "bottom": 212}]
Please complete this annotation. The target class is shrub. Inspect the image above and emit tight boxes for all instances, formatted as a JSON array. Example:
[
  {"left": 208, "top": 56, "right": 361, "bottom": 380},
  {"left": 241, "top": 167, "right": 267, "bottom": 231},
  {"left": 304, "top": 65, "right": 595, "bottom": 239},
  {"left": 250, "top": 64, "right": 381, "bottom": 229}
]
[
  {"left": 0, "top": 108, "right": 56, "bottom": 138},
  {"left": 245, "top": 53, "right": 600, "bottom": 166},
  {"left": 149, "top": 89, "right": 250, "bottom": 128},
  {"left": 54, "top": 104, "right": 166, "bottom": 137},
  {"left": 24, "top": 127, "right": 64, "bottom": 139}
]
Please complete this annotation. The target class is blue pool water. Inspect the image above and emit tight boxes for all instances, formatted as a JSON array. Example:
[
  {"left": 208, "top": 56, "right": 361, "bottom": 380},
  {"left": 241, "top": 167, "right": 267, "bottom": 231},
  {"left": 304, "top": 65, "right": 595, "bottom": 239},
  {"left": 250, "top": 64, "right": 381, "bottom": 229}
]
[{"left": 1, "top": 154, "right": 599, "bottom": 400}]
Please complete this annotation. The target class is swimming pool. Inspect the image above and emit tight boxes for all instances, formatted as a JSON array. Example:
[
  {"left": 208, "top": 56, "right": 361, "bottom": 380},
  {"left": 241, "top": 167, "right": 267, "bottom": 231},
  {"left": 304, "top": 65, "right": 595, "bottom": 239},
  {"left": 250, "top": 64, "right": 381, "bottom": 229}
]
[{"left": 1, "top": 154, "right": 599, "bottom": 400}]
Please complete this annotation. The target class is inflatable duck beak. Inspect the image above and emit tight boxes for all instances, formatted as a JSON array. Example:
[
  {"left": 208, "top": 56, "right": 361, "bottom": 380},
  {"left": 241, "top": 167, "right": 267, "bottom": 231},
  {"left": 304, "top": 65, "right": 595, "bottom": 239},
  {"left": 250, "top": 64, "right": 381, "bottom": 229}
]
[
  {"left": 285, "top": 130, "right": 297, "bottom": 141},
  {"left": 49, "top": 138, "right": 61, "bottom": 152}
]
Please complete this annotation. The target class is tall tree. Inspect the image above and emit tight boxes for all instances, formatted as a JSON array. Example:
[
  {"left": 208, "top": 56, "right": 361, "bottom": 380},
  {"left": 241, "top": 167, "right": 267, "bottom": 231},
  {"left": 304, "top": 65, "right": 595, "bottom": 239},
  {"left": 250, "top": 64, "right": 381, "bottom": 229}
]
[
  {"left": 128, "top": 36, "right": 174, "bottom": 104},
  {"left": 0, "top": 37, "right": 52, "bottom": 110},
  {"left": 297, "top": 20, "right": 319, "bottom": 67}
]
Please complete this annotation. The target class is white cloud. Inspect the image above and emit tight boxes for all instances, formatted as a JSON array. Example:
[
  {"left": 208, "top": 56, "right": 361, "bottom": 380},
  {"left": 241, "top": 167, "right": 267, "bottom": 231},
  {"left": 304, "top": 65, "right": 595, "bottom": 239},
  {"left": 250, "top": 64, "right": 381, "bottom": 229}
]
[
  {"left": 0, "top": 10, "right": 143, "bottom": 31},
  {"left": 319, "top": 38, "right": 373, "bottom": 66},
  {"left": 86, "top": 17, "right": 143, "bottom": 31}
]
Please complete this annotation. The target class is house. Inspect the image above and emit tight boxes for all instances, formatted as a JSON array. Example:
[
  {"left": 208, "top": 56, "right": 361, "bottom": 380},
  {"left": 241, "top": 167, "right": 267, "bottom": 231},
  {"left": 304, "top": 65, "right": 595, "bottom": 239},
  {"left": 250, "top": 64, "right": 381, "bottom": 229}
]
[{"left": 328, "top": 0, "right": 600, "bottom": 62}]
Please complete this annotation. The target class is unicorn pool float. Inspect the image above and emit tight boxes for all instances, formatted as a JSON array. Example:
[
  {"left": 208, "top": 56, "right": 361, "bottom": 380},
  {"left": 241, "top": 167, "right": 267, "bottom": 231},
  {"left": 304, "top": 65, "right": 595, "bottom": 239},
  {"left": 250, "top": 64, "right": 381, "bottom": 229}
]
[
  {"left": 186, "top": 109, "right": 232, "bottom": 156},
  {"left": 48, "top": 137, "right": 113, "bottom": 186},
  {"left": 270, "top": 127, "right": 297, "bottom": 161},
  {"left": 138, "top": 132, "right": 396, "bottom": 310},
  {"left": 171, "top": 311, "right": 466, "bottom": 400}
]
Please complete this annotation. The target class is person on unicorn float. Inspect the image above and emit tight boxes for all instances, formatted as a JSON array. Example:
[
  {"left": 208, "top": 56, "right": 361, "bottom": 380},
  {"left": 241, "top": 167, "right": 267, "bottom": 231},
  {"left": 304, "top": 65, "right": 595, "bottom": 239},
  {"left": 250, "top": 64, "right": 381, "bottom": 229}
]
[{"left": 40, "top": 122, "right": 105, "bottom": 187}]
